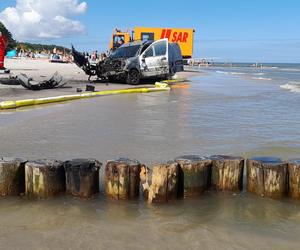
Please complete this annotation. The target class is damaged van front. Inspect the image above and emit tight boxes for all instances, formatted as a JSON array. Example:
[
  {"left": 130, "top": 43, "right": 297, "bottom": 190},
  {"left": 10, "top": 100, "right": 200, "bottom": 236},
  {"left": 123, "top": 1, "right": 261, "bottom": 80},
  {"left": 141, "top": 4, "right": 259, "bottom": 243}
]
[{"left": 97, "top": 41, "right": 148, "bottom": 84}]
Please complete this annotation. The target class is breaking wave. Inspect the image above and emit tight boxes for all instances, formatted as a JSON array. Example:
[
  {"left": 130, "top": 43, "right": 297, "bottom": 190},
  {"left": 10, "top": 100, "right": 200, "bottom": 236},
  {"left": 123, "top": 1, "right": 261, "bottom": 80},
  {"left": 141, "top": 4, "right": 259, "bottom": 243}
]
[
  {"left": 279, "top": 68, "right": 300, "bottom": 72},
  {"left": 280, "top": 81, "right": 300, "bottom": 93},
  {"left": 216, "top": 71, "right": 245, "bottom": 75},
  {"left": 262, "top": 66, "right": 279, "bottom": 69},
  {"left": 251, "top": 77, "right": 272, "bottom": 81}
]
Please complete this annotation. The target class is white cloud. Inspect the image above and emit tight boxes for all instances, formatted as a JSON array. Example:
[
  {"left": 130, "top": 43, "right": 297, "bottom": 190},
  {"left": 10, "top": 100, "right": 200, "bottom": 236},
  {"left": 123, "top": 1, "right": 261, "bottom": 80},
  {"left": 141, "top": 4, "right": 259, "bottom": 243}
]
[
  {"left": 0, "top": 0, "right": 87, "bottom": 40},
  {"left": 22, "top": 11, "right": 41, "bottom": 23}
]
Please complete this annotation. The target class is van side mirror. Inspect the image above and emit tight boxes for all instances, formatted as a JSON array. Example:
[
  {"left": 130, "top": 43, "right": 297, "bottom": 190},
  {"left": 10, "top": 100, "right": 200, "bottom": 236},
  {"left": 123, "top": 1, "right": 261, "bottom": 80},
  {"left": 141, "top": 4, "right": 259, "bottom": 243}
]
[{"left": 142, "top": 54, "right": 146, "bottom": 59}]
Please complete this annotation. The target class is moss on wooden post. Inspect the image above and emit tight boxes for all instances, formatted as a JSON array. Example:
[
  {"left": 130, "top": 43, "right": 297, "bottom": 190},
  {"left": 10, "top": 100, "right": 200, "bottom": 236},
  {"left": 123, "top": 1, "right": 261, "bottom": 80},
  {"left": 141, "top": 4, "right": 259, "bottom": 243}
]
[
  {"left": 287, "top": 159, "right": 300, "bottom": 199},
  {"left": 0, "top": 157, "right": 26, "bottom": 196},
  {"left": 64, "top": 159, "right": 101, "bottom": 198},
  {"left": 25, "top": 160, "right": 65, "bottom": 199},
  {"left": 211, "top": 155, "right": 244, "bottom": 192},
  {"left": 247, "top": 157, "right": 288, "bottom": 198},
  {"left": 148, "top": 161, "right": 179, "bottom": 203},
  {"left": 105, "top": 158, "right": 141, "bottom": 200},
  {"left": 175, "top": 155, "right": 212, "bottom": 198}
]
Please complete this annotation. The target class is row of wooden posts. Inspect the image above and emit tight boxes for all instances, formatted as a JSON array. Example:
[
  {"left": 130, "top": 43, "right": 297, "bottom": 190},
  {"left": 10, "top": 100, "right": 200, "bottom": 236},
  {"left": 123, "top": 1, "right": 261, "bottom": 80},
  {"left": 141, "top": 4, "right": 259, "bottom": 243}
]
[{"left": 0, "top": 156, "right": 300, "bottom": 202}]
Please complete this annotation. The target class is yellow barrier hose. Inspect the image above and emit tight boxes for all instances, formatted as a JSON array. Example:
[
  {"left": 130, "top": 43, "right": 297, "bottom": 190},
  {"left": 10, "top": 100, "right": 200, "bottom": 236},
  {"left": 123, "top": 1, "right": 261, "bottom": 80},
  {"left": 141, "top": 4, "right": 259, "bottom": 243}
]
[{"left": 0, "top": 82, "right": 171, "bottom": 110}]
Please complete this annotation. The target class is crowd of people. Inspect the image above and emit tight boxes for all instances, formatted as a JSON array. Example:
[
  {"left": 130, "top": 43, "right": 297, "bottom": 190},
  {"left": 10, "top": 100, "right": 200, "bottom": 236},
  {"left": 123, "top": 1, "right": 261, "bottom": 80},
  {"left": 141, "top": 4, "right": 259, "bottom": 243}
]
[
  {"left": 6, "top": 48, "right": 74, "bottom": 63},
  {"left": 6, "top": 48, "right": 111, "bottom": 65},
  {"left": 82, "top": 50, "right": 108, "bottom": 63}
]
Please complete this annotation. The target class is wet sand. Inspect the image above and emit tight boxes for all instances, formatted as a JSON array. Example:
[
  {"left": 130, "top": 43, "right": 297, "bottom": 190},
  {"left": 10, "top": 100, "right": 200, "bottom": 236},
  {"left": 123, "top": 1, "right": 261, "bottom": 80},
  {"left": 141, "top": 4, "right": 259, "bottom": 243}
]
[{"left": 0, "top": 59, "right": 200, "bottom": 102}]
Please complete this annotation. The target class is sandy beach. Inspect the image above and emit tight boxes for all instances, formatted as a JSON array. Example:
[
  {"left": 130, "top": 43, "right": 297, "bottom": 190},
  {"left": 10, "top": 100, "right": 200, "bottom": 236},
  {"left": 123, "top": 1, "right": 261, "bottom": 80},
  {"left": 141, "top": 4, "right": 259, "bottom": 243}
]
[{"left": 0, "top": 58, "right": 200, "bottom": 102}]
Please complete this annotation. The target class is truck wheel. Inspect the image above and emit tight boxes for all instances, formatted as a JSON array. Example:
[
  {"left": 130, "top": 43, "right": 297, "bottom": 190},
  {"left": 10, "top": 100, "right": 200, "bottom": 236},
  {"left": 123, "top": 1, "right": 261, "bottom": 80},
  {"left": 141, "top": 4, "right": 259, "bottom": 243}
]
[{"left": 126, "top": 69, "right": 140, "bottom": 85}]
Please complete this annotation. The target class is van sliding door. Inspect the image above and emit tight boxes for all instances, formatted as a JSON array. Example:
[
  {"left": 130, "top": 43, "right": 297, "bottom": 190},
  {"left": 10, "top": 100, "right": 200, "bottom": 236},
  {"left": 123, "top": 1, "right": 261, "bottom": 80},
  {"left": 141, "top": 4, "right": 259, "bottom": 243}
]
[{"left": 140, "top": 39, "right": 169, "bottom": 77}]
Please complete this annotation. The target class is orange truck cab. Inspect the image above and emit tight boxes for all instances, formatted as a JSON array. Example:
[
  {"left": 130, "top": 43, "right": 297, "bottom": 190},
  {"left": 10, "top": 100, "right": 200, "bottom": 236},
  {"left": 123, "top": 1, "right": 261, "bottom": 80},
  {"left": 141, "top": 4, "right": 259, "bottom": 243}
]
[
  {"left": 109, "top": 29, "right": 131, "bottom": 50},
  {"left": 110, "top": 27, "right": 195, "bottom": 59}
]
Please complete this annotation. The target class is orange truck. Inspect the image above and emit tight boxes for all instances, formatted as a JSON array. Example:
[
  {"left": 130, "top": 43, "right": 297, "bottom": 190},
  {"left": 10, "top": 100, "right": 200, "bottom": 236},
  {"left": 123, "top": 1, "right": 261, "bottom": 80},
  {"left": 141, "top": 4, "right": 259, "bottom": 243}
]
[{"left": 110, "top": 27, "right": 195, "bottom": 59}]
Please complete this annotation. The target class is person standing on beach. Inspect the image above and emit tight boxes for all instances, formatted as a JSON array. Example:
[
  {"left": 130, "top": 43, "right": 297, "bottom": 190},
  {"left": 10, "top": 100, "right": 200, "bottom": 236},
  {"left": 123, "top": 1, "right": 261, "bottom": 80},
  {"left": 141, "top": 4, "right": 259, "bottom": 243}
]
[{"left": 0, "top": 31, "right": 8, "bottom": 69}]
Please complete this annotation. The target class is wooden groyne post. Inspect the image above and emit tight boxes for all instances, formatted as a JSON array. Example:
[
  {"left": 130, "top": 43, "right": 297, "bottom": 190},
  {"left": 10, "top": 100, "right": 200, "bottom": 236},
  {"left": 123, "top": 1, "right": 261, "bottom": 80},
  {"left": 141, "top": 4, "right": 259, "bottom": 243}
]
[
  {"left": 64, "top": 159, "right": 101, "bottom": 198},
  {"left": 0, "top": 157, "right": 27, "bottom": 196},
  {"left": 211, "top": 155, "right": 244, "bottom": 192},
  {"left": 247, "top": 157, "right": 288, "bottom": 198},
  {"left": 288, "top": 159, "right": 300, "bottom": 199},
  {"left": 105, "top": 158, "right": 141, "bottom": 200},
  {"left": 25, "top": 160, "right": 65, "bottom": 199},
  {"left": 148, "top": 161, "right": 179, "bottom": 203},
  {"left": 175, "top": 155, "right": 212, "bottom": 197},
  {"left": 2, "top": 154, "right": 300, "bottom": 203}
]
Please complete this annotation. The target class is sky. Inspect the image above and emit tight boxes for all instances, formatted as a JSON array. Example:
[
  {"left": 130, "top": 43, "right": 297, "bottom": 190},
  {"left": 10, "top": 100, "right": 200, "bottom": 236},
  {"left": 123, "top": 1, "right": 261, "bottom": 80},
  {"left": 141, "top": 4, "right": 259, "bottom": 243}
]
[{"left": 0, "top": 0, "right": 299, "bottom": 63}]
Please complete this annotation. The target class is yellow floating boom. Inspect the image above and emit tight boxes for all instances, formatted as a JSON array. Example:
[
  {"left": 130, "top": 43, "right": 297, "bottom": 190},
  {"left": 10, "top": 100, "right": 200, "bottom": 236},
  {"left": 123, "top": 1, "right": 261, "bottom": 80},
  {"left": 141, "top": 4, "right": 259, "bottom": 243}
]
[{"left": 0, "top": 82, "right": 171, "bottom": 110}]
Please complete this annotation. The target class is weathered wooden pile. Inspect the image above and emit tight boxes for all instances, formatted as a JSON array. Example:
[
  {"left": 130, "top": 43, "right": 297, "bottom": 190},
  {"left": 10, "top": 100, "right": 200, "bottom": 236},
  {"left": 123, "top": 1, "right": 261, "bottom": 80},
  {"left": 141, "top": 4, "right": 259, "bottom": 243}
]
[
  {"left": 0, "top": 156, "right": 299, "bottom": 202},
  {"left": 247, "top": 157, "right": 300, "bottom": 199},
  {"left": 105, "top": 158, "right": 141, "bottom": 200}
]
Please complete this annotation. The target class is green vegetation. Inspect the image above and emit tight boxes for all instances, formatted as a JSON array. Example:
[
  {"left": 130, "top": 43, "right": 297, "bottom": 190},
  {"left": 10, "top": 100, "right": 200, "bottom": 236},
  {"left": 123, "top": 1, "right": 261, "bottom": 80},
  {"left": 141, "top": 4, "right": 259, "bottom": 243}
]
[
  {"left": 0, "top": 21, "right": 70, "bottom": 53},
  {"left": 17, "top": 42, "right": 70, "bottom": 53}
]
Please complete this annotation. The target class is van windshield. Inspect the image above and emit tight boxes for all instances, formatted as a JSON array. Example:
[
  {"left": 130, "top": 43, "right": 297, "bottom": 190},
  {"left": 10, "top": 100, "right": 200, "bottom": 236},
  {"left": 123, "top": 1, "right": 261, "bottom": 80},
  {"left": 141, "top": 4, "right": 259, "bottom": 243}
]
[{"left": 110, "top": 45, "right": 141, "bottom": 59}]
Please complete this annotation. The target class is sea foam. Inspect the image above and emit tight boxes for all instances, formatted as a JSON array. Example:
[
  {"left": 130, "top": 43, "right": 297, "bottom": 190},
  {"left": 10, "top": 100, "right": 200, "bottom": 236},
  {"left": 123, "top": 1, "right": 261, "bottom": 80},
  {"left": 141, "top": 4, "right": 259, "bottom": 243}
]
[
  {"left": 280, "top": 81, "right": 300, "bottom": 93},
  {"left": 216, "top": 71, "right": 245, "bottom": 75},
  {"left": 251, "top": 77, "right": 272, "bottom": 81}
]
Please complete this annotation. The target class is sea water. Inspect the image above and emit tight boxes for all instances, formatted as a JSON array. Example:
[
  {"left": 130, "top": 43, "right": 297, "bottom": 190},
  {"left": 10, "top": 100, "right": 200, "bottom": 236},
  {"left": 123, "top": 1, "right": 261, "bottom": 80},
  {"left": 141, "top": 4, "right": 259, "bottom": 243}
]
[{"left": 0, "top": 64, "right": 300, "bottom": 249}]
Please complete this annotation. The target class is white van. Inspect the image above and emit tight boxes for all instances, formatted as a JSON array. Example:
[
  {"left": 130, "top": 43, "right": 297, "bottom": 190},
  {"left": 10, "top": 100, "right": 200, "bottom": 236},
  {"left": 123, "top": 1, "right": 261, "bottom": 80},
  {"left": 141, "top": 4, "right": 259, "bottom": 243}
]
[{"left": 72, "top": 38, "right": 184, "bottom": 84}]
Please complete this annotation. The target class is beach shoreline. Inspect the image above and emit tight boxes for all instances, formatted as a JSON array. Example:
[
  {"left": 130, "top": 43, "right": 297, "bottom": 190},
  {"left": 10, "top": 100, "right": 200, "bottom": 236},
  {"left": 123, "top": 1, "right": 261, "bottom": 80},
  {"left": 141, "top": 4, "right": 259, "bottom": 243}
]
[{"left": 0, "top": 58, "right": 202, "bottom": 102}]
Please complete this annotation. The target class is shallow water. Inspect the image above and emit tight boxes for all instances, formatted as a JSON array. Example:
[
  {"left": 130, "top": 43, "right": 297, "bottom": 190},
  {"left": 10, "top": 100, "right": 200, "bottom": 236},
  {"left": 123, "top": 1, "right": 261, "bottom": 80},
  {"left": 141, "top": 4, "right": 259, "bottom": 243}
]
[
  {"left": 0, "top": 68, "right": 300, "bottom": 249},
  {"left": 1, "top": 193, "right": 300, "bottom": 249}
]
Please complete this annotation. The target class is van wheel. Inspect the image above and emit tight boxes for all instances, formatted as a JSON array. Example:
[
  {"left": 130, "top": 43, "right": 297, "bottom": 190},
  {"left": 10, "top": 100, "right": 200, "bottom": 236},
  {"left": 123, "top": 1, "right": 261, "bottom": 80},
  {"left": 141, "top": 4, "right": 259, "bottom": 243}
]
[
  {"left": 126, "top": 69, "right": 140, "bottom": 85},
  {"left": 107, "top": 76, "right": 116, "bottom": 83},
  {"left": 169, "top": 65, "right": 176, "bottom": 77}
]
